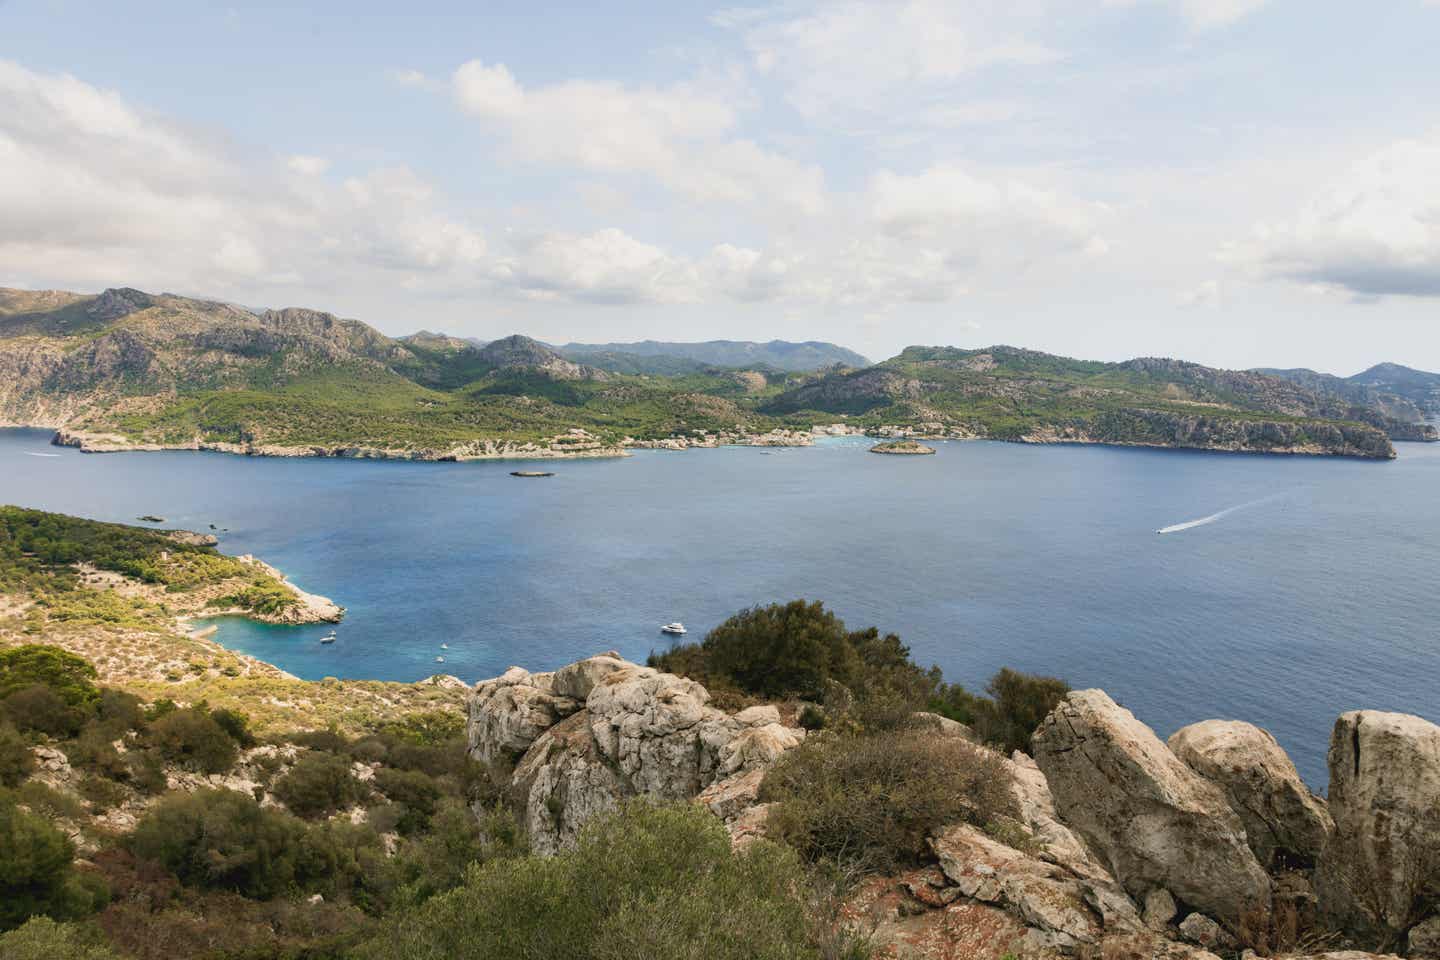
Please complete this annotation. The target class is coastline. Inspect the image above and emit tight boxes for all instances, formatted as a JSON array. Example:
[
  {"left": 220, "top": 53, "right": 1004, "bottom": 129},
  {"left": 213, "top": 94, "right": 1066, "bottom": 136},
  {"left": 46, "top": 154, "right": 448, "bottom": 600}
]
[{"left": 23, "top": 419, "right": 1399, "bottom": 462}]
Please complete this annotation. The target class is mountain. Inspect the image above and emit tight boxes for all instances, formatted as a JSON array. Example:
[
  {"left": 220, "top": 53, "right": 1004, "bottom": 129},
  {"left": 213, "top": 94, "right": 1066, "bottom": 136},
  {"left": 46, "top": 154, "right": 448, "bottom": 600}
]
[
  {"left": 0, "top": 285, "right": 1422, "bottom": 459},
  {"left": 554, "top": 339, "right": 870, "bottom": 372},
  {"left": 1256, "top": 363, "right": 1440, "bottom": 427},
  {"left": 763, "top": 345, "right": 1422, "bottom": 457}
]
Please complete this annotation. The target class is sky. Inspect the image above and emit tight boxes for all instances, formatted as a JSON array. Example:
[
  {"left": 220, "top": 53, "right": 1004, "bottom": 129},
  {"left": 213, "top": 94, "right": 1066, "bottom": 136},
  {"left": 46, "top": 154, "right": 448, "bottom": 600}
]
[{"left": 2, "top": 0, "right": 1439, "bottom": 373}]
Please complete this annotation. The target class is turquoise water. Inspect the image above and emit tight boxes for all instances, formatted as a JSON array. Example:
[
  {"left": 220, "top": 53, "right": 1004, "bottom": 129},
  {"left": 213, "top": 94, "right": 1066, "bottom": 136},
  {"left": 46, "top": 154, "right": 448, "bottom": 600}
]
[{"left": 2, "top": 426, "right": 1437, "bottom": 787}]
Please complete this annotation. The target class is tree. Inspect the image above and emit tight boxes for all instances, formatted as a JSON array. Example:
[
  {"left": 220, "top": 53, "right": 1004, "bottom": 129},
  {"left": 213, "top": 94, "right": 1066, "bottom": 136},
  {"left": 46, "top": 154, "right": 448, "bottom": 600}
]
[
  {"left": 0, "top": 646, "right": 99, "bottom": 706},
  {"left": 0, "top": 796, "right": 104, "bottom": 930}
]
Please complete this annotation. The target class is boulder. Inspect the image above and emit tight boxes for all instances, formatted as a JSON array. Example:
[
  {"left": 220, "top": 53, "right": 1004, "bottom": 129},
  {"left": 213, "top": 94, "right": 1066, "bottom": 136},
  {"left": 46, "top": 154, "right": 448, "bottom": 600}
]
[
  {"left": 1316, "top": 711, "right": 1440, "bottom": 942},
  {"left": 550, "top": 652, "right": 628, "bottom": 700},
  {"left": 1032, "top": 690, "right": 1271, "bottom": 930},
  {"left": 1409, "top": 915, "right": 1440, "bottom": 958},
  {"left": 1169, "top": 719, "right": 1333, "bottom": 867},
  {"left": 1178, "top": 913, "right": 1233, "bottom": 951},
  {"left": 469, "top": 656, "right": 806, "bottom": 854},
  {"left": 467, "top": 667, "right": 579, "bottom": 765},
  {"left": 1006, "top": 751, "right": 1113, "bottom": 883},
  {"left": 1144, "top": 888, "right": 1178, "bottom": 931}
]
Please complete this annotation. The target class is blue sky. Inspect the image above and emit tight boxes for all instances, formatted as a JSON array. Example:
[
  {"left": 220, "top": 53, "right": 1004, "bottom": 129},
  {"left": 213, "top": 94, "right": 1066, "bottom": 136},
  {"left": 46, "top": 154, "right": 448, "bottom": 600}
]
[{"left": 3, "top": 0, "right": 1440, "bottom": 372}]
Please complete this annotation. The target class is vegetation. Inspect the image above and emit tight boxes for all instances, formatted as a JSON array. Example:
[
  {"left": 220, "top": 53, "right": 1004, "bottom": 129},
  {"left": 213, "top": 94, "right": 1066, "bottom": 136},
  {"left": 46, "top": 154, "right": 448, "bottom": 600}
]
[
  {"left": 356, "top": 800, "right": 861, "bottom": 960},
  {"left": 272, "top": 751, "right": 368, "bottom": 819},
  {"left": 929, "top": 667, "right": 1071, "bottom": 755},
  {"left": 760, "top": 727, "right": 1016, "bottom": 870},
  {"left": 0, "top": 917, "right": 119, "bottom": 960},
  {"left": 0, "top": 795, "right": 107, "bottom": 929}
]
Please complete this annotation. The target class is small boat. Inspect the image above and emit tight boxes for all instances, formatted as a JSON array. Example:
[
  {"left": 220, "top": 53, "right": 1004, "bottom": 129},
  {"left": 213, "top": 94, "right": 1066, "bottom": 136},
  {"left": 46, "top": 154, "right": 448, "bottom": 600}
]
[
  {"left": 440, "top": 643, "right": 449, "bottom": 649},
  {"left": 510, "top": 470, "right": 555, "bottom": 478},
  {"left": 435, "top": 656, "right": 446, "bottom": 663},
  {"left": 660, "top": 622, "right": 687, "bottom": 636},
  {"left": 320, "top": 631, "right": 337, "bottom": 645}
]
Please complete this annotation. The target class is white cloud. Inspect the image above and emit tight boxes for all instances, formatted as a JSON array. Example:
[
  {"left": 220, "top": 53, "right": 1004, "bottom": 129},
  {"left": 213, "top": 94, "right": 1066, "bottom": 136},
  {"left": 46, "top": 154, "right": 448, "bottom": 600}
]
[
  {"left": 723, "top": 0, "right": 1059, "bottom": 122},
  {"left": 1224, "top": 134, "right": 1440, "bottom": 298},
  {"left": 0, "top": 60, "right": 487, "bottom": 294},
  {"left": 1104, "top": 0, "right": 1271, "bottom": 30},
  {"left": 451, "top": 58, "right": 826, "bottom": 215},
  {"left": 287, "top": 154, "right": 329, "bottom": 175},
  {"left": 496, "top": 228, "right": 701, "bottom": 304}
]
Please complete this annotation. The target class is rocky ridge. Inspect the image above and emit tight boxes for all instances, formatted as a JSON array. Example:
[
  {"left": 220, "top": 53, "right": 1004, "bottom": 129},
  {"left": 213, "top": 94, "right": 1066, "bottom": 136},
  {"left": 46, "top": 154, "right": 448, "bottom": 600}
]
[{"left": 468, "top": 655, "right": 1440, "bottom": 960}]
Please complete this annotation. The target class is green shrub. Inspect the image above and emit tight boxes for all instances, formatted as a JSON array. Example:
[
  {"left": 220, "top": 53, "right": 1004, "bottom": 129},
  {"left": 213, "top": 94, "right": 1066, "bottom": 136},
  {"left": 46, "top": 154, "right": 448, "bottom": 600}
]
[
  {"left": 67, "top": 725, "right": 128, "bottom": 781},
  {"left": 0, "top": 646, "right": 100, "bottom": 707},
  {"left": 289, "top": 728, "right": 349, "bottom": 754},
  {"left": 94, "top": 689, "right": 144, "bottom": 732},
  {"left": 209, "top": 707, "right": 256, "bottom": 748},
  {"left": 649, "top": 600, "right": 936, "bottom": 714},
  {"left": 374, "top": 711, "right": 465, "bottom": 747},
  {"left": 148, "top": 708, "right": 237, "bottom": 774},
  {"left": 0, "top": 917, "right": 119, "bottom": 960},
  {"left": 17, "top": 780, "right": 89, "bottom": 821},
  {"left": 126, "top": 789, "right": 307, "bottom": 899},
  {"left": 273, "top": 752, "right": 368, "bottom": 819},
  {"left": 77, "top": 776, "right": 128, "bottom": 813},
  {"left": 356, "top": 801, "right": 825, "bottom": 960},
  {"left": 931, "top": 668, "right": 1070, "bottom": 755},
  {"left": 373, "top": 768, "right": 441, "bottom": 835},
  {"left": 759, "top": 728, "right": 1016, "bottom": 870},
  {"left": 0, "top": 721, "right": 33, "bottom": 787},
  {"left": 0, "top": 794, "right": 107, "bottom": 930},
  {"left": 4, "top": 684, "right": 85, "bottom": 737},
  {"left": 123, "top": 748, "right": 167, "bottom": 795}
]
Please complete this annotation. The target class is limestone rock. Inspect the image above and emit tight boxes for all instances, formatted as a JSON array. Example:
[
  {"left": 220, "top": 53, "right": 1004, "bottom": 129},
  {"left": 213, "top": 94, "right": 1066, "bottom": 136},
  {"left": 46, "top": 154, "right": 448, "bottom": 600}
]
[
  {"left": 1144, "top": 888, "right": 1178, "bottom": 931},
  {"left": 1178, "top": 913, "right": 1233, "bottom": 951},
  {"left": 914, "top": 711, "right": 978, "bottom": 742},
  {"left": 550, "top": 652, "right": 628, "bottom": 701},
  {"left": 510, "top": 711, "right": 625, "bottom": 856},
  {"left": 469, "top": 655, "right": 806, "bottom": 855},
  {"left": 467, "top": 667, "right": 579, "bottom": 765},
  {"left": 1006, "top": 751, "right": 1112, "bottom": 883},
  {"left": 1408, "top": 915, "right": 1440, "bottom": 958},
  {"left": 1316, "top": 711, "right": 1440, "bottom": 942},
  {"left": 1169, "top": 719, "right": 1333, "bottom": 867},
  {"left": 1032, "top": 690, "right": 1271, "bottom": 929}
]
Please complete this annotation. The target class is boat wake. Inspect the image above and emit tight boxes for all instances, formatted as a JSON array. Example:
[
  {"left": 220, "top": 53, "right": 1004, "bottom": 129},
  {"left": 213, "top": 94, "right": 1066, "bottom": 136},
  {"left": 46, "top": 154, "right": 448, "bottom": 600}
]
[
  {"left": 23, "top": 452, "right": 61, "bottom": 458},
  {"left": 1156, "top": 496, "right": 1278, "bottom": 535}
]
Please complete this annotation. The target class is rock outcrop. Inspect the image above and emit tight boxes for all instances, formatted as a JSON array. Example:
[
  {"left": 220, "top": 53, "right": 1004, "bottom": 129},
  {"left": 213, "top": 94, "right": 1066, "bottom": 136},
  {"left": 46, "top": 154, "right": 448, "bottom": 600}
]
[
  {"left": 1169, "top": 719, "right": 1334, "bottom": 868},
  {"left": 467, "top": 653, "right": 805, "bottom": 855},
  {"left": 1032, "top": 690, "right": 1271, "bottom": 930},
  {"left": 1316, "top": 711, "right": 1440, "bottom": 943}
]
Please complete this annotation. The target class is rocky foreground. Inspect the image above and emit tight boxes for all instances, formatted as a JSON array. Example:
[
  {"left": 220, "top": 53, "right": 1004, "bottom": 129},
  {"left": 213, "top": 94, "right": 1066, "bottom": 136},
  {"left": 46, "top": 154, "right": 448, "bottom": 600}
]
[{"left": 467, "top": 653, "right": 1440, "bottom": 960}]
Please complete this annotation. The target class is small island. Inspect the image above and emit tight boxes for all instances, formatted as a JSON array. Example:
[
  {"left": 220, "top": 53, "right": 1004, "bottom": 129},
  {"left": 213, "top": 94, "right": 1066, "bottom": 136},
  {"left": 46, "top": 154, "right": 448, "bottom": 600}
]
[{"left": 869, "top": 439, "right": 936, "bottom": 455}]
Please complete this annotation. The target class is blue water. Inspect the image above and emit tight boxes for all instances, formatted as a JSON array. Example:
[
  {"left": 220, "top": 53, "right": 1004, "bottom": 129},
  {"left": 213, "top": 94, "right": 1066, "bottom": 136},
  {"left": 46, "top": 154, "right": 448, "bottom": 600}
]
[{"left": 2, "top": 426, "right": 1437, "bottom": 787}]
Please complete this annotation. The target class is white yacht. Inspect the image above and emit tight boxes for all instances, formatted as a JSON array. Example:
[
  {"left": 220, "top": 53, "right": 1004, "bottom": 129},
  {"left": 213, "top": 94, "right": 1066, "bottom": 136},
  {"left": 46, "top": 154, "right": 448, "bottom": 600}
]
[
  {"left": 435, "top": 656, "right": 445, "bottom": 663},
  {"left": 660, "top": 622, "right": 687, "bottom": 635}
]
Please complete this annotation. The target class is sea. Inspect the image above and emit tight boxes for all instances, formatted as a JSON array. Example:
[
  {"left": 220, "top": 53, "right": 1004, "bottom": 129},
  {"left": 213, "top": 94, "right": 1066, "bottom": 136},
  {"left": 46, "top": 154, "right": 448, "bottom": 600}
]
[{"left": 3, "top": 426, "right": 1437, "bottom": 788}]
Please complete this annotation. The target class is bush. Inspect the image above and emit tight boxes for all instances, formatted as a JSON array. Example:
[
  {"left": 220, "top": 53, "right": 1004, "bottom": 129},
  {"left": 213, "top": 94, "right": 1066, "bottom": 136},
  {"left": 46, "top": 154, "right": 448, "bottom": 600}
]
[
  {"left": 356, "top": 801, "right": 825, "bottom": 960},
  {"left": 0, "top": 721, "right": 34, "bottom": 787},
  {"left": 94, "top": 689, "right": 144, "bottom": 733},
  {"left": 0, "top": 646, "right": 99, "bottom": 707},
  {"left": 0, "top": 795, "right": 107, "bottom": 930},
  {"left": 67, "top": 725, "right": 128, "bottom": 781},
  {"left": 759, "top": 728, "right": 1016, "bottom": 870},
  {"left": 148, "top": 708, "right": 237, "bottom": 774},
  {"left": 127, "top": 789, "right": 308, "bottom": 899},
  {"left": 931, "top": 668, "right": 1070, "bottom": 755},
  {"left": 4, "top": 684, "right": 85, "bottom": 737},
  {"left": 373, "top": 768, "right": 441, "bottom": 835},
  {"left": 649, "top": 600, "right": 935, "bottom": 713},
  {"left": 273, "top": 752, "right": 368, "bottom": 819},
  {"left": 77, "top": 776, "right": 128, "bottom": 813},
  {"left": 208, "top": 707, "right": 255, "bottom": 748},
  {"left": 385, "top": 800, "right": 521, "bottom": 908},
  {"left": 0, "top": 917, "right": 119, "bottom": 960},
  {"left": 17, "top": 780, "right": 89, "bottom": 821}
]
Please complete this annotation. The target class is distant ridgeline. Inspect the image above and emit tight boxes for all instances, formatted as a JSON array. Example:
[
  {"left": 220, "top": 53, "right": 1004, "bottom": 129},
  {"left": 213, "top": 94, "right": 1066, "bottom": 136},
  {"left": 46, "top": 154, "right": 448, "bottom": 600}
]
[{"left": 0, "top": 285, "right": 1434, "bottom": 460}]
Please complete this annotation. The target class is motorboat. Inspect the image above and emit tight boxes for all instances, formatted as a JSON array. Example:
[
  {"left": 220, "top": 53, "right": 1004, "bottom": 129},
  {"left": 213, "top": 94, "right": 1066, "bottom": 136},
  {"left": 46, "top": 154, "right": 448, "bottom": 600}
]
[
  {"left": 320, "top": 631, "right": 337, "bottom": 645},
  {"left": 660, "top": 622, "right": 687, "bottom": 636},
  {"left": 435, "top": 656, "right": 446, "bottom": 663}
]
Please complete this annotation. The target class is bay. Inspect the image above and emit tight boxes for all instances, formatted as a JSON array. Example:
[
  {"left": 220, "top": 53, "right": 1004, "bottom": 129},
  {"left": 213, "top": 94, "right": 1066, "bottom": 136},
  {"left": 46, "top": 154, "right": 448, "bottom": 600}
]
[{"left": 3, "top": 426, "right": 1437, "bottom": 787}]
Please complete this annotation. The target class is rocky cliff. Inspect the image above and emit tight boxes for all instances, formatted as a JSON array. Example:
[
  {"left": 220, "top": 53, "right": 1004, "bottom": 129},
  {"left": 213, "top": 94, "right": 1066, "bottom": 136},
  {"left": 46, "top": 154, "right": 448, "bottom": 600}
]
[{"left": 469, "top": 654, "right": 1440, "bottom": 960}]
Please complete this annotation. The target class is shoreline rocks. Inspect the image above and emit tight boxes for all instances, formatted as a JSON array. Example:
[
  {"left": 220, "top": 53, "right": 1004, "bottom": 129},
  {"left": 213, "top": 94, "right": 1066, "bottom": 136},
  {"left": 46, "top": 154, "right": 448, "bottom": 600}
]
[{"left": 870, "top": 439, "right": 938, "bottom": 455}]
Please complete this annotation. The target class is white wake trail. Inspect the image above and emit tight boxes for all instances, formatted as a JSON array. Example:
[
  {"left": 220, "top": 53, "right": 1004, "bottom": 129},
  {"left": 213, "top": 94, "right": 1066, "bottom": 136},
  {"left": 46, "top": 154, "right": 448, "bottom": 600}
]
[
  {"left": 1156, "top": 496, "right": 1279, "bottom": 535},
  {"left": 23, "top": 452, "right": 61, "bottom": 458}
]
